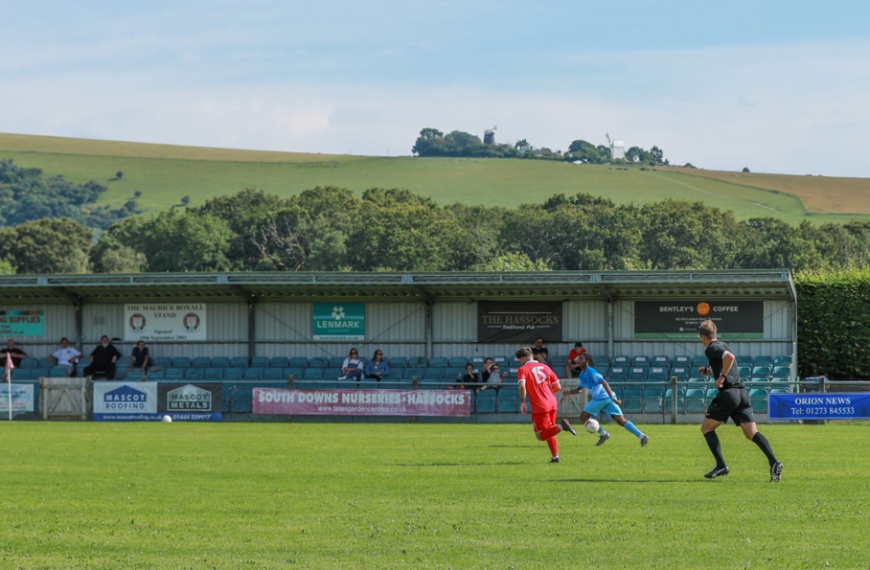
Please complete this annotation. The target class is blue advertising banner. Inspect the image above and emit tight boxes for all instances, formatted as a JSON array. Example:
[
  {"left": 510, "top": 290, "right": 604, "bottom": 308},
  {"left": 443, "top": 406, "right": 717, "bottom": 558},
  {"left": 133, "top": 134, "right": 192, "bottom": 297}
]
[{"left": 769, "top": 393, "right": 870, "bottom": 420}]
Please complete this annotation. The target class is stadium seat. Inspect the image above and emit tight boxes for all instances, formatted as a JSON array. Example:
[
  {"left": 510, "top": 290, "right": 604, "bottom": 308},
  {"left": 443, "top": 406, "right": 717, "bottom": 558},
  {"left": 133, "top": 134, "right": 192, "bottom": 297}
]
[
  {"left": 497, "top": 387, "right": 521, "bottom": 413},
  {"left": 773, "top": 355, "right": 792, "bottom": 367},
  {"left": 651, "top": 355, "right": 670, "bottom": 367},
  {"left": 12, "top": 369, "right": 32, "bottom": 380},
  {"left": 643, "top": 388, "right": 664, "bottom": 413},
  {"left": 737, "top": 365, "right": 753, "bottom": 380},
  {"left": 163, "top": 368, "right": 186, "bottom": 380},
  {"left": 309, "top": 357, "right": 328, "bottom": 368},
  {"left": 113, "top": 368, "right": 129, "bottom": 380},
  {"left": 750, "top": 388, "right": 769, "bottom": 412},
  {"left": 288, "top": 356, "right": 309, "bottom": 369},
  {"left": 172, "top": 357, "right": 191, "bottom": 369},
  {"left": 611, "top": 355, "right": 630, "bottom": 367},
  {"left": 48, "top": 367, "right": 70, "bottom": 378},
  {"left": 389, "top": 356, "right": 409, "bottom": 368},
  {"left": 664, "top": 388, "right": 685, "bottom": 413},
  {"left": 443, "top": 367, "right": 464, "bottom": 380},
  {"left": 426, "top": 366, "right": 446, "bottom": 379},
  {"left": 448, "top": 356, "right": 468, "bottom": 368},
  {"left": 475, "top": 389, "right": 497, "bottom": 413},
  {"left": 19, "top": 357, "right": 38, "bottom": 369},
  {"left": 210, "top": 356, "right": 230, "bottom": 368},
  {"left": 329, "top": 356, "right": 345, "bottom": 368},
  {"left": 491, "top": 356, "right": 509, "bottom": 367},
  {"left": 631, "top": 355, "right": 651, "bottom": 367},
  {"left": 772, "top": 365, "right": 791, "bottom": 378},
  {"left": 285, "top": 367, "right": 305, "bottom": 380},
  {"left": 647, "top": 367, "right": 669, "bottom": 384},
  {"left": 153, "top": 356, "right": 172, "bottom": 369},
  {"left": 262, "top": 368, "right": 286, "bottom": 380},
  {"left": 185, "top": 368, "right": 205, "bottom": 380},
  {"left": 404, "top": 367, "right": 425, "bottom": 380},
  {"left": 428, "top": 356, "right": 449, "bottom": 368},
  {"left": 753, "top": 356, "right": 774, "bottom": 368},
  {"left": 244, "top": 368, "right": 264, "bottom": 379},
  {"left": 751, "top": 366, "right": 772, "bottom": 381},
  {"left": 691, "top": 355, "right": 708, "bottom": 368},
  {"left": 621, "top": 388, "right": 644, "bottom": 414},
  {"left": 687, "top": 375, "right": 707, "bottom": 384},
  {"left": 324, "top": 367, "right": 343, "bottom": 379},
  {"left": 607, "top": 366, "right": 628, "bottom": 381},
  {"left": 628, "top": 367, "right": 649, "bottom": 382},
  {"left": 230, "top": 356, "right": 249, "bottom": 368},
  {"left": 224, "top": 368, "right": 244, "bottom": 380},
  {"left": 145, "top": 369, "right": 164, "bottom": 380},
  {"left": 203, "top": 368, "right": 225, "bottom": 380},
  {"left": 191, "top": 356, "right": 211, "bottom": 368},
  {"left": 269, "top": 356, "right": 289, "bottom": 369},
  {"left": 37, "top": 357, "right": 53, "bottom": 368},
  {"left": 736, "top": 355, "right": 753, "bottom": 367},
  {"left": 705, "top": 388, "right": 720, "bottom": 404},
  {"left": 684, "top": 388, "right": 707, "bottom": 413},
  {"left": 303, "top": 368, "right": 325, "bottom": 380},
  {"left": 407, "top": 356, "right": 428, "bottom": 367},
  {"left": 672, "top": 355, "right": 691, "bottom": 367},
  {"left": 251, "top": 356, "right": 270, "bottom": 368},
  {"left": 670, "top": 367, "right": 690, "bottom": 382},
  {"left": 230, "top": 387, "right": 253, "bottom": 413}
]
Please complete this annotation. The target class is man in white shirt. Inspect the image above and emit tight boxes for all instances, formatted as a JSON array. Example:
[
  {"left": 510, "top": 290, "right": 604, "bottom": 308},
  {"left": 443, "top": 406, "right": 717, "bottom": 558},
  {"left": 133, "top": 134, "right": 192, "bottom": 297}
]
[{"left": 49, "top": 337, "right": 82, "bottom": 377}]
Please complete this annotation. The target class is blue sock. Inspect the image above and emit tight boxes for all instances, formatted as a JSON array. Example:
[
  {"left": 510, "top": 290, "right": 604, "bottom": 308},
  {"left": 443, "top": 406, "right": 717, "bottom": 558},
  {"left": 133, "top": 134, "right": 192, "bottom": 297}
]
[
  {"left": 623, "top": 420, "right": 643, "bottom": 437},
  {"left": 598, "top": 426, "right": 606, "bottom": 435}
]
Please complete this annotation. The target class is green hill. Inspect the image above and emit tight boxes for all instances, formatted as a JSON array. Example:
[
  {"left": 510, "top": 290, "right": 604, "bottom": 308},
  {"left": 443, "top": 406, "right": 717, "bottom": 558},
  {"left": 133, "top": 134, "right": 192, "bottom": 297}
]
[{"left": 2, "top": 132, "right": 868, "bottom": 225}]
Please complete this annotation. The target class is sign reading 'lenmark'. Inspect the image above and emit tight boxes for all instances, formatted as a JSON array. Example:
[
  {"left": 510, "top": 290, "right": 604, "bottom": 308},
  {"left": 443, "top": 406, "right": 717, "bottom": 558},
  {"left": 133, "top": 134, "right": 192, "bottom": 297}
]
[{"left": 312, "top": 303, "right": 365, "bottom": 341}]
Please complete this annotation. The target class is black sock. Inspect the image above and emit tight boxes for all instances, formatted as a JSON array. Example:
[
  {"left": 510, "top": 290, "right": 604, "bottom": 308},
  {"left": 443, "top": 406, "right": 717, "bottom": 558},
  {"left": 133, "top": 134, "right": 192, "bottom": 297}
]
[
  {"left": 704, "top": 431, "right": 726, "bottom": 468},
  {"left": 752, "top": 432, "right": 777, "bottom": 466}
]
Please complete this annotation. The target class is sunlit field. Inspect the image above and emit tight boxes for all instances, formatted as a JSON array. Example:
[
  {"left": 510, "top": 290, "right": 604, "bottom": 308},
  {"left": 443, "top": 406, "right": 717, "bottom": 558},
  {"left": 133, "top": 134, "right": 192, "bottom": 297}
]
[{"left": 1, "top": 422, "right": 867, "bottom": 569}]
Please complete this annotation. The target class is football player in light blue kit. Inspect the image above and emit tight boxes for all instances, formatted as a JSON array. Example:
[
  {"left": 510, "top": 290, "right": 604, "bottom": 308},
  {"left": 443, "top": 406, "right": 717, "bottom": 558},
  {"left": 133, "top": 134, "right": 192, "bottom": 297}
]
[{"left": 562, "top": 353, "right": 649, "bottom": 447}]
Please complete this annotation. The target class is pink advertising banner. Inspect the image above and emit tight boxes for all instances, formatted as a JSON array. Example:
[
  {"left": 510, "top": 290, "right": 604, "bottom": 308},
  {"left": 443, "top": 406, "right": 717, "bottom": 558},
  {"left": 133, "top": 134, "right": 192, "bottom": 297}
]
[{"left": 253, "top": 388, "right": 471, "bottom": 417}]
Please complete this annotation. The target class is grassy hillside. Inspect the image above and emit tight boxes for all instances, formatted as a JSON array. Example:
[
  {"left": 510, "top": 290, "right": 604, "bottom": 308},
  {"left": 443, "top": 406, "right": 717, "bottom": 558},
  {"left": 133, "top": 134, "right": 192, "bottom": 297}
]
[{"left": 2, "top": 132, "right": 868, "bottom": 224}]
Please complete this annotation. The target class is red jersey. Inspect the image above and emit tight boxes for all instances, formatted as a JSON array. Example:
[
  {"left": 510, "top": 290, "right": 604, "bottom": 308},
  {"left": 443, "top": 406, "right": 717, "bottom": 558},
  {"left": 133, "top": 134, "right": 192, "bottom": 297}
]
[
  {"left": 517, "top": 360, "right": 560, "bottom": 413},
  {"left": 567, "top": 347, "right": 587, "bottom": 364}
]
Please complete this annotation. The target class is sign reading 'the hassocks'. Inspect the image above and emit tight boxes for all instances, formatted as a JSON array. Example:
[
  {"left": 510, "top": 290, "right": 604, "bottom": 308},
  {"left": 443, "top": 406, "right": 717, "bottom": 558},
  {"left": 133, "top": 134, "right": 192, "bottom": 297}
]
[
  {"left": 635, "top": 301, "right": 763, "bottom": 339},
  {"left": 478, "top": 302, "right": 562, "bottom": 343}
]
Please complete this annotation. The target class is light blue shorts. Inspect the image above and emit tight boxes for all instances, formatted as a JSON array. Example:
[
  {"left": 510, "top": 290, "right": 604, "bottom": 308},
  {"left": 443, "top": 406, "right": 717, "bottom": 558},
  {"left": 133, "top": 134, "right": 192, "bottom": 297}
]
[{"left": 583, "top": 398, "right": 623, "bottom": 417}]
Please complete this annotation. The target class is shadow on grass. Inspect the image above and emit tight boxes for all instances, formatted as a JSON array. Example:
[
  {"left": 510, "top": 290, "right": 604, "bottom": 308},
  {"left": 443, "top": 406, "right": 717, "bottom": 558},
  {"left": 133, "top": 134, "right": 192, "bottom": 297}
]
[
  {"left": 394, "top": 462, "right": 527, "bottom": 467},
  {"left": 554, "top": 478, "right": 710, "bottom": 484}
]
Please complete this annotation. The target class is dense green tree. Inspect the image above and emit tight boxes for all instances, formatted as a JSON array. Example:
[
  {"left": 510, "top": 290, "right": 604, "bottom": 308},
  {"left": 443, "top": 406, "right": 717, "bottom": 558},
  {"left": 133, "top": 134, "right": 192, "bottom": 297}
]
[{"left": 0, "top": 218, "right": 93, "bottom": 274}]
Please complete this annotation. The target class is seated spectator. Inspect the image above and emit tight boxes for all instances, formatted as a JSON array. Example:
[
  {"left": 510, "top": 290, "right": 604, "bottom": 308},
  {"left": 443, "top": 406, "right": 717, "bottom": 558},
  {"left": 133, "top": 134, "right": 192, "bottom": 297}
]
[
  {"left": 479, "top": 357, "right": 495, "bottom": 383},
  {"left": 456, "top": 363, "right": 478, "bottom": 390},
  {"left": 84, "top": 336, "right": 122, "bottom": 380},
  {"left": 364, "top": 349, "right": 391, "bottom": 381},
  {"left": 0, "top": 339, "right": 27, "bottom": 368},
  {"left": 566, "top": 341, "right": 587, "bottom": 378},
  {"left": 48, "top": 337, "right": 82, "bottom": 377},
  {"left": 479, "top": 363, "right": 507, "bottom": 392},
  {"left": 531, "top": 336, "right": 550, "bottom": 364},
  {"left": 339, "top": 348, "right": 364, "bottom": 382},
  {"left": 129, "top": 340, "right": 151, "bottom": 373}
]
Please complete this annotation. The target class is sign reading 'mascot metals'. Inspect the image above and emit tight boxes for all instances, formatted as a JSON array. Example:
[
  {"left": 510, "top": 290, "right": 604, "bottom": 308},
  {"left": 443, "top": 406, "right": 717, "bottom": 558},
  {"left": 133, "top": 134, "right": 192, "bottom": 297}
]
[{"left": 312, "top": 303, "right": 365, "bottom": 341}]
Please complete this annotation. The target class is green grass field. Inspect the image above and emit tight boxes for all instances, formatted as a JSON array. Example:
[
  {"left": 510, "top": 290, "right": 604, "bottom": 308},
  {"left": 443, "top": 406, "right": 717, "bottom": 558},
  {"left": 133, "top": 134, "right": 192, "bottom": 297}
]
[
  {"left": 1, "top": 422, "right": 867, "bottom": 569},
  {"left": 2, "top": 133, "right": 869, "bottom": 225}
]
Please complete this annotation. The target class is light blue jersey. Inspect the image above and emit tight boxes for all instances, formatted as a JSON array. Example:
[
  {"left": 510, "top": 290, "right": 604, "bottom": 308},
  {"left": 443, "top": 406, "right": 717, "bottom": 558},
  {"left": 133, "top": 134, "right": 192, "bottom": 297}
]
[{"left": 578, "top": 366, "right": 610, "bottom": 402}]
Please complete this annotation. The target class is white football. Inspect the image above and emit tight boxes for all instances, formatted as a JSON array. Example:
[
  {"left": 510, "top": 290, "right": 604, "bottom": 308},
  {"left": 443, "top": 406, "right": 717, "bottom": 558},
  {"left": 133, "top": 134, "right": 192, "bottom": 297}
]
[
  {"left": 584, "top": 418, "right": 600, "bottom": 433},
  {"left": 161, "top": 415, "right": 173, "bottom": 423}
]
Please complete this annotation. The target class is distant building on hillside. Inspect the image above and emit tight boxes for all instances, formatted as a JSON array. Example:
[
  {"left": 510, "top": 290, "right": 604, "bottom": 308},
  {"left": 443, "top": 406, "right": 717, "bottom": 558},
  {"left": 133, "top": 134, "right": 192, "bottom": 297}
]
[{"left": 483, "top": 125, "right": 497, "bottom": 145}]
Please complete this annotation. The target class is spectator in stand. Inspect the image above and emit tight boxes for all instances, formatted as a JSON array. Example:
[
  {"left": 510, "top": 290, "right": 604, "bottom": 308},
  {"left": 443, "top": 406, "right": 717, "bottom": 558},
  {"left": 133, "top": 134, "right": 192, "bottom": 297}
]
[
  {"left": 129, "top": 340, "right": 151, "bottom": 374},
  {"left": 84, "top": 336, "right": 122, "bottom": 380},
  {"left": 456, "top": 363, "right": 478, "bottom": 390},
  {"left": 532, "top": 337, "right": 550, "bottom": 365},
  {"left": 566, "top": 341, "right": 588, "bottom": 378},
  {"left": 479, "top": 357, "right": 495, "bottom": 383},
  {"left": 478, "top": 363, "right": 507, "bottom": 392},
  {"left": 339, "top": 348, "right": 364, "bottom": 382},
  {"left": 0, "top": 339, "right": 27, "bottom": 368},
  {"left": 48, "top": 337, "right": 82, "bottom": 377},
  {"left": 364, "top": 349, "right": 391, "bottom": 381}
]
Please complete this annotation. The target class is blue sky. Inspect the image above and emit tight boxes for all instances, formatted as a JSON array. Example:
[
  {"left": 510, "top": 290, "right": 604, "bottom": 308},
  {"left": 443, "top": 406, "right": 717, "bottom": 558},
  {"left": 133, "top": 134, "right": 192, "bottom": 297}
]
[{"left": 2, "top": 0, "right": 869, "bottom": 176}]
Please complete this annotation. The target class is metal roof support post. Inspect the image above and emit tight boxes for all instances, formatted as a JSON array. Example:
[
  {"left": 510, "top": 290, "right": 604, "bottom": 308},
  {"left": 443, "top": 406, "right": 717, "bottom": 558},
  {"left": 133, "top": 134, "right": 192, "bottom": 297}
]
[
  {"left": 425, "top": 299, "right": 433, "bottom": 362},
  {"left": 786, "top": 272, "right": 798, "bottom": 381},
  {"left": 607, "top": 298, "right": 614, "bottom": 363},
  {"left": 247, "top": 297, "right": 257, "bottom": 363}
]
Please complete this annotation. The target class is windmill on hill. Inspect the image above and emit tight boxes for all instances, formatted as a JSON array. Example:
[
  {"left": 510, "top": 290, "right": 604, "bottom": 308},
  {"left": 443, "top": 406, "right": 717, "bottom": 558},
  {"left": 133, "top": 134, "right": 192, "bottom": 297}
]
[
  {"left": 483, "top": 125, "right": 497, "bottom": 145},
  {"left": 606, "top": 133, "right": 625, "bottom": 160}
]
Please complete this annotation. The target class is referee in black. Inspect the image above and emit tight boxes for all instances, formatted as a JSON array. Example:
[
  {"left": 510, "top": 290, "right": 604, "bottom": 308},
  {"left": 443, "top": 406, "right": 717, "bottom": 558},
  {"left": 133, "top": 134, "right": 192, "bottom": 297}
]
[{"left": 698, "top": 319, "right": 783, "bottom": 482}]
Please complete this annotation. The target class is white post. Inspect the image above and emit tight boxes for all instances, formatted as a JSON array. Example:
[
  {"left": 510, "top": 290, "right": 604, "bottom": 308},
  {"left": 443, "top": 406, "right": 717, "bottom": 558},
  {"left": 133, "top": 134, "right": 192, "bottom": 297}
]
[{"left": 5, "top": 352, "right": 12, "bottom": 421}]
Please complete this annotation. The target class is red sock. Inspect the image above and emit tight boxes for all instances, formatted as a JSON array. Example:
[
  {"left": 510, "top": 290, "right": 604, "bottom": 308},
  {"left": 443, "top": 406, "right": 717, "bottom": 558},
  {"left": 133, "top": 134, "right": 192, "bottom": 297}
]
[
  {"left": 547, "top": 436, "right": 559, "bottom": 457},
  {"left": 538, "top": 424, "right": 561, "bottom": 440}
]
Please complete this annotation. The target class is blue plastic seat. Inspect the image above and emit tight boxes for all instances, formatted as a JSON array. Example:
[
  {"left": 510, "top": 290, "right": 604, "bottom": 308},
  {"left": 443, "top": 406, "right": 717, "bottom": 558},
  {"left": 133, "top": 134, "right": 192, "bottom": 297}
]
[
  {"left": 203, "top": 368, "right": 224, "bottom": 380},
  {"left": 447, "top": 356, "right": 468, "bottom": 368},
  {"left": 309, "top": 357, "right": 328, "bottom": 368},
  {"left": 172, "top": 357, "right": 191, "bottom": 369},
  {"left": 244, "top": 368, "right": 264, "bottom": 379},
  {"left": 224, "top": 367, "right": 244, "bottom": 380},
  {"left": 329, "top": 356, "right": 346, "bottom": 368},
  {"left": 285, "top": 367, "right": 305, "bottom": 380},
  {"left": 152, "top": 356, "right": 172, "bottom": 369},
  {"left": 475, "top": 389, "right": 497, "bottom": 413},
  {"left": 270, "top": 356, "right": 290, "bottom": 369},
  {"left": 610, "top": 355, "right": 630, "bottom": 367},
  {"left": 389, "top": 356, "right": 409, "bottom": 368},
  {"left": 19, "top": 357, "right": 38, "bottom": 369},
  {"left": 251, "top": 356, "right": 271, "bottom": 368},
  {"left": 497, "top": 387, "right": 521, "bottom": 413},
  {"left": 303, "top": 368, "right": 325, "bottom": 380},
  {"left": 429, "top": 356, "right": 449, "bottom": 368},
  {"left": 288, "top": 356, "right": 309, "bottom": 369},
  {"left": 685, "top": 388, "right": 707, "bottom": 413},
  {"left": 262, "top": 368, "right": 285, "bottom": 380},
  {"left": 163, "top": 368, "right": 186, "bottom": 380},
  {"left": 230, "top": 356, "right": 249, "bottom": 368},
  {"left": 210, "top": 357, "right": 230, "bottom": 368},
  {"left": 191, "top": 356, "right": 211, "bottom": 368}
]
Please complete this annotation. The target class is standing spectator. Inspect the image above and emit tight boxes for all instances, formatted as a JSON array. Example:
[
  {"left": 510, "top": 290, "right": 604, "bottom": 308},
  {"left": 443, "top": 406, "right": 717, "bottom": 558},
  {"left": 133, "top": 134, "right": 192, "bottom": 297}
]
[
  {"left": 48, "top": 337, "right": 82, "bottom": 377},
  {"left": 698, "top": 320, "right": 783, "bottom": 481},
  {"left": 0, "top": 339, "right": 27, "bottom": 368},
  {"left": 339, "top": 348, "right": 364, "bottom": 382},
  {"left": 129, "top": 340, "right": 151, "bottom": 373},
  {"left": 516, "top": 346, "right": 576, "bottom": 463},
  {"left": 84, "top": 336, "right": 122, "bottom": 380},
  {"left": 531, "top": 337, "right": 550, "bottom": 365},
  {"left": 566, "top": 341, "right": 588, "bottom": 378},
  {"left": 364, "top": 349, "right": 391, "bottom": 381}
]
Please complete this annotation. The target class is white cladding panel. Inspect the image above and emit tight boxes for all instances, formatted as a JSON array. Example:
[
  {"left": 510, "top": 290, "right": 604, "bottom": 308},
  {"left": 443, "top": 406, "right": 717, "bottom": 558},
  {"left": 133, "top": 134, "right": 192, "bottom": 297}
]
[
  {"left": 433, "top": 302, "right": 476, "bottom": 341},
  {"left": 563, "top": 300, "right": 608, "bottom": 341}
]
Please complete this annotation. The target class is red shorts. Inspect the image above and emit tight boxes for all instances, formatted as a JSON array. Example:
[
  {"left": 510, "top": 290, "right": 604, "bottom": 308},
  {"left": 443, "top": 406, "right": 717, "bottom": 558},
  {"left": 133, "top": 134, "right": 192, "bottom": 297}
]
[{"left": 531, "top": 409, "right": 557, "bottom": 435}]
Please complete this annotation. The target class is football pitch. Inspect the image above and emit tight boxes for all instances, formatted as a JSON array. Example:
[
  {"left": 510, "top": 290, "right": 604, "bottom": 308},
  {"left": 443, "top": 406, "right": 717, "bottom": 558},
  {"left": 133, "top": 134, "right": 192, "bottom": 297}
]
[{"left": 1, "top": 422, "right": 867, "bottom": 569}]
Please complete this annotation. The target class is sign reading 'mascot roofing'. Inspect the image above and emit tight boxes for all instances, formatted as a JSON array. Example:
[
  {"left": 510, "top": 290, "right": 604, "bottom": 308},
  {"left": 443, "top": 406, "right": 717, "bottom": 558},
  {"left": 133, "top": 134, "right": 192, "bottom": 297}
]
[{"left": 124, "top": 304, "right": 207, "bottom": 342}]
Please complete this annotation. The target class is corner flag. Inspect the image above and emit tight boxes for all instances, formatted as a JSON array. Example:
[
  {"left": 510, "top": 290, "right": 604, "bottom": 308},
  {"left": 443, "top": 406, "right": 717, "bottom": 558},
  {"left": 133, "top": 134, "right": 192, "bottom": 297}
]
[{"left": 4, "top": 351, "right": 12, "bottom": 421}]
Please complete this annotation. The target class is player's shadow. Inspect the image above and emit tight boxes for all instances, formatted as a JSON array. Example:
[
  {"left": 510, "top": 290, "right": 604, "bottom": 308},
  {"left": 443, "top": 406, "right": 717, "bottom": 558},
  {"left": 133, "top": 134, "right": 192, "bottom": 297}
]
[
  {"left": 556, "top": 478, "right": 709, "bottom": 484},
  {"left": 395, "top": 461, "right": 527, "bottom": 467}
]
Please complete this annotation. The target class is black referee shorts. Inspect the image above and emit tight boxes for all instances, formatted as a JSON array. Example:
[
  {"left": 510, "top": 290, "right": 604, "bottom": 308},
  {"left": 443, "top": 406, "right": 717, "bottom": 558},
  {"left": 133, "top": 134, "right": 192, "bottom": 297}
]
[{"left": 705, "top": 387, "right": 756, "bottom": 425}]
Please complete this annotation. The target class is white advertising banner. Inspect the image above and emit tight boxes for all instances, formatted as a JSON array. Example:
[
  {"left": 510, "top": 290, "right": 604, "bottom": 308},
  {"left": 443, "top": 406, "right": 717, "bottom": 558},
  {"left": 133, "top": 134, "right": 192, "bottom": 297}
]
[
  {"left": 0, "top": 383, "right": 36, "bottom": 413},
  {"left": 124, "top": 303, "right": 207, "bottom": 342},
  {"left": 93, "top": 381, "right": 159, "bottom": 421}
]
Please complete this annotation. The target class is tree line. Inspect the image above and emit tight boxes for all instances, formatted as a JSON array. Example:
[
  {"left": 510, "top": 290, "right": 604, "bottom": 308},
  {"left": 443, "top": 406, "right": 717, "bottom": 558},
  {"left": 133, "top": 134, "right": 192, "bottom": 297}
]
[
  {"left": 1, "top": 186, "right": 869, "bottom": 275},
  {"left": 412, "top": 128, "right": 669, "bottom": 166}
]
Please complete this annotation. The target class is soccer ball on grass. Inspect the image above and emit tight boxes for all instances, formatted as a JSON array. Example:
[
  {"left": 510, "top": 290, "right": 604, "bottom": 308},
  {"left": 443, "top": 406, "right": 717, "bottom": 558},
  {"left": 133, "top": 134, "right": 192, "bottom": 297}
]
[{"left": 584, "top": 418, "right": 600, "bottom": 433}]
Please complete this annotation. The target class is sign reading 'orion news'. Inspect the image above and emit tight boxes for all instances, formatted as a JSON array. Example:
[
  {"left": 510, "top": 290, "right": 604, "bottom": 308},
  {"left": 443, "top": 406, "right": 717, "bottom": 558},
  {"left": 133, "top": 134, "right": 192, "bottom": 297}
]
[
  {"left": 313, "top": 303, "right": 365, "bottom": 341},
  {"left": 769, "top": 393, "right": 870, "bottom": 420},
  {"left": 634, "top": 301, "right": 764, "bottom": 339}
]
